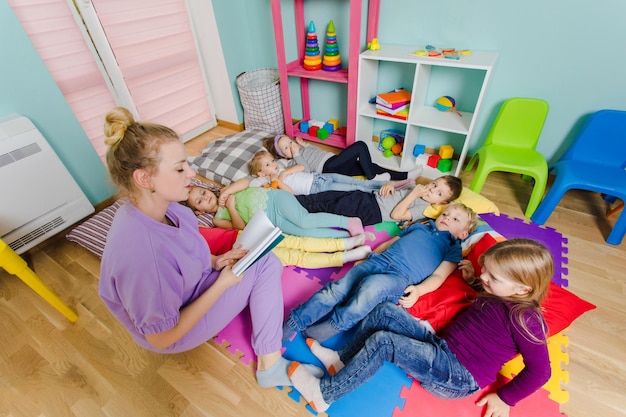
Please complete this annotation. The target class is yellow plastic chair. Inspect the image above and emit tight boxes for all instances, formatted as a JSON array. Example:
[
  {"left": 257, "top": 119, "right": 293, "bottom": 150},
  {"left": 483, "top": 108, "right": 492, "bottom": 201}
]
[
  {"left": 0, "top": 238, "right": 78, "bottom": 322},
  {"left": 464, "top": 98, "right": 549, "bottom": 218}
]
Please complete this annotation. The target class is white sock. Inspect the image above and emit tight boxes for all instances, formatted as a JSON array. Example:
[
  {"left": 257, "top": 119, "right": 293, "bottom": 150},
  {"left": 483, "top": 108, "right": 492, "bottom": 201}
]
[
  {"left": 342, "top": 245, "right": 372, "bottom": 263},
  {"left": 256, "top": 357, "right": 324, "bottom": 388},
  {"left": 372, "top": 173, "right": 391, "bottom": 181},
  {"left": 343, "top": 234, "right": 366, "bottom": 250},
  {"left": 306, "top": 338, "right": 345, "bottom": 375},
  {"left": 288, "top": 362, "right": 330, "bottom": 412},
  {"left": 407, "top": 165, "right": 423, "bottom": 179}
]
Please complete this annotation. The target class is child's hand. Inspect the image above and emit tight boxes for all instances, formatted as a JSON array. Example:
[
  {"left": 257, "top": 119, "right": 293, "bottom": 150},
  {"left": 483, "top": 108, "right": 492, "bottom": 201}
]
[
  {"left": 476, "top": 392, "right": 510, "bottom": 417},
  {"left": 214, "top": 244, "right": 248, "bottom": 270},
  {"left": 458, "top": 259, "right": 476, "bottom": 284},
  {"left": 399, "top": 285, "right": 420, "bottom": 308},
  {"left": 411, "top": 183, "right": 427, "bottom": 196},
  {"left": 378, "top": 182, "right": 395, "bottom": 197},
  {"left": 295, "top": 137, "right": 306, "bottom": 147},
  {"left": 218, "top": 191, "right": 230, "bottom": 207}
]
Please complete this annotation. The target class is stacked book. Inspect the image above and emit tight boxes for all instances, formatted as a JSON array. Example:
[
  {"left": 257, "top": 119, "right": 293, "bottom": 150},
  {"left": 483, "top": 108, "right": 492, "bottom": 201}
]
[{"left": 375, "top": 89, "right": 411, "bottom": 120}]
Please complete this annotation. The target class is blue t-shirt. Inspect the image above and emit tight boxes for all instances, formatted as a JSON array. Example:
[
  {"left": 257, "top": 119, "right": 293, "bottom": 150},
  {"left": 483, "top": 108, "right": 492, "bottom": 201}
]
[{"left": 378, "top": 220, "right": 462, "bottom": 278}]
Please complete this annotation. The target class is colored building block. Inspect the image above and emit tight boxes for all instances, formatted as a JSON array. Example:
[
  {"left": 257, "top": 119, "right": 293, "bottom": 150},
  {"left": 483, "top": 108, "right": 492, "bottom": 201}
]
[
  {"left": 416, "top": 153, "right": 430, "bottom": 166},
  {"left": 437, "top": 158, "right": 453, "bottom": 172},
  {"left": 338, "top": 126, "right": 347, "bottom": 136},
  {"left": 317, "top": 128, "right": 329, "bottom": 139},
  {"left": 309, "top": 126, "right": 320, "bottom": 136},
  {"left": 323, "top": 122, "right": 335, "bottom": 133},
  {"left": 439, "top": 144, "right": 454, "bottom": 159},
  {"left": 427, "top": 154, "right": 442, "bottom": 168},
  {"left": 299, "top": 120, "right": 310, "bottom": 133},
  {"left": 327, "top": 119, "right": 339, "bottom": 130},
  {"left": 412, "top": 144, "right": 426, "bottom": 157}
]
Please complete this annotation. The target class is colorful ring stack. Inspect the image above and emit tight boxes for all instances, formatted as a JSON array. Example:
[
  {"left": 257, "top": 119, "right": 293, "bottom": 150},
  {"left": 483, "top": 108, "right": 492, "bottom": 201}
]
[
  {"left": 303, "top": 21, "right": 322, "bottom": 71},
  {"left": 322, "top": 20, "right": 341, "bottom": 71}
]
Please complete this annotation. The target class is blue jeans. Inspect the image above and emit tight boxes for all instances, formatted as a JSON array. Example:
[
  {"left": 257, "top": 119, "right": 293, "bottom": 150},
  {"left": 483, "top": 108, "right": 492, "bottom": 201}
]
[
  {"left": 320, "top": 302, "right": 480, "bottom": 403},
  {"left": 310, "top": 173, "right": 389, "bottom": 194},
  {"left": 287, "top": 254, "right": 412, "bottom": 333}
]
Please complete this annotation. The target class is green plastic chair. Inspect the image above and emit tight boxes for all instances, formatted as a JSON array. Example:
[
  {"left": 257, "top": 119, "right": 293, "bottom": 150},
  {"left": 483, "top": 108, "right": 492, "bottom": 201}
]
[{"left": 464, "top": 98, "right": 549, "bottom": 218}]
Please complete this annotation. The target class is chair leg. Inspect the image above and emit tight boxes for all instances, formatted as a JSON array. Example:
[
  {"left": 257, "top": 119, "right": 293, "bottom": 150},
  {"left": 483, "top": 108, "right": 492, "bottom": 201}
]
[
  {"left": 530, "top": 186, "right": 566, "bottom": 225},
  {"left": 524, "top": 174, "right": 548, "bottom": 218},
  {"left": 0, "top": 243, "right": 78, "bottom": 322},
  {"left": 464, "top": 154, "right": 478, "bottom": 172},
  {"left": 607, "top": 209, "right": 626, "bottom": 245}
]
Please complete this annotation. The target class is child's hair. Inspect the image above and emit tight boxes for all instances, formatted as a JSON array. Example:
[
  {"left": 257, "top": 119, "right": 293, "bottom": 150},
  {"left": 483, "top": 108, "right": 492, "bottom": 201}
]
[
  {"left": 479, "top": 238, "right": 553, "bottom": 341},
  {"left": 248, "top": 149, "right": 272, "bottom": 177},
  {"left": 263, "top": 134, "right": 288, "bottom": 159},
  {"left": 104, "top": 106, "right": 180, "bottom": 198},
  {"left": 439, "top": 175, "right": 463, "bottom": 202},
  {"left": 446, "top": 202, "right": 479, "bottom": 234}
]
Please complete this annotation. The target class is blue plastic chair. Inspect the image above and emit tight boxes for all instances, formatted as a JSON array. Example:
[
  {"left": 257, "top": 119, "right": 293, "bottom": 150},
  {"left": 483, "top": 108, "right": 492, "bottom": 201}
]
[
  {"left": 464, "top": 98, "right": 549, "bottom": 218},
  {"left": 531, "top": 109, "right": 626, "bottom": 245}
]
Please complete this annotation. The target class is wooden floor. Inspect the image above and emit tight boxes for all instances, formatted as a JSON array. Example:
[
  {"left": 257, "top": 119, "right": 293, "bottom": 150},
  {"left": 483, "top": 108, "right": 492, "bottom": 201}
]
[{"left": 1, "top": 126, "right": 625, "bottom": 417}]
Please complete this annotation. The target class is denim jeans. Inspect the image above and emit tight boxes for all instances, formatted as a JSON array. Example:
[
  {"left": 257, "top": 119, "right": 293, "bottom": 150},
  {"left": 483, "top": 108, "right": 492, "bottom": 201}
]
[
  {"left": 287, "top": 254, "right": 412, "bottom": 333},
  {"left": 320, "top": 302, "right": 479, "bottom": 403},
  {"left": 309, "top": 173, "right": 388, "bottom": 194}
]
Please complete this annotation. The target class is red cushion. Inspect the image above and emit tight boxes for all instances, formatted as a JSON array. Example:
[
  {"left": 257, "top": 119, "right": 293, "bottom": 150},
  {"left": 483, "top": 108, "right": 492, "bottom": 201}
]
[
  {"left": 198, "top": 226, "right": 239, "bottom": 256},
  {"left": 407, "top": 233, "right": 596, "bottom": 335}
]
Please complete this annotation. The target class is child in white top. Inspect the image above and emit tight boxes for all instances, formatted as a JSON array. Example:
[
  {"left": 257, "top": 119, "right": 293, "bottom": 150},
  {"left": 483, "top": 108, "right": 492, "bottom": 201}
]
[{"left": 247, "top": 150, "right": 414, "bottom": 195}]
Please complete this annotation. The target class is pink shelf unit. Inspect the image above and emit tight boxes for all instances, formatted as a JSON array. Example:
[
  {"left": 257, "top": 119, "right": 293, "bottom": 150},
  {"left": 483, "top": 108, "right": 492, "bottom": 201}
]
[{"left": 270, "top": 0, "right": 379, "bottom": 149}]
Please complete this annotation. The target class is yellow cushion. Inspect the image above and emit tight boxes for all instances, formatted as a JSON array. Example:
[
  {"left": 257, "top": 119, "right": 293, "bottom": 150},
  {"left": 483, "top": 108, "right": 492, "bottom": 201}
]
[{"left": 424, "top": 186, "right": 500, "bottom": 218}]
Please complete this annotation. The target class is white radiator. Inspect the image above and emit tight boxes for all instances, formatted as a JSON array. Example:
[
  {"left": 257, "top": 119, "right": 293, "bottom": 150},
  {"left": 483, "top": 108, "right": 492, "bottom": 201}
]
[{"left": 0, "top": 114, "right": 94, "bottom": 254}]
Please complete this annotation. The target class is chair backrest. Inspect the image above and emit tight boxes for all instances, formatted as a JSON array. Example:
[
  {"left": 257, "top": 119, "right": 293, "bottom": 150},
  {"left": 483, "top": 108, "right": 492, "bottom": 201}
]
[
  {"left": 561, "top": 109, "right": 626, "bottom": 169},
  {"left": 484, "top": 98, "right": 549, "bottom": 149}
]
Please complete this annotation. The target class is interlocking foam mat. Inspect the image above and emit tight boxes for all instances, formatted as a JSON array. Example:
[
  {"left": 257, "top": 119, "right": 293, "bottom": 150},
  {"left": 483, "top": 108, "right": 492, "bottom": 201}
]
[{"left": 212, "top": 214, "right": 570, "bottom": 416}]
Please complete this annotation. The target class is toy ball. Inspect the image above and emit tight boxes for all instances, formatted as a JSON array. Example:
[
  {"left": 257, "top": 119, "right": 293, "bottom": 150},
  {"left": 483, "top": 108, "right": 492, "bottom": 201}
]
[
  {"left": 435, "top": 96, "right": 455, "bottom": 112},
  {"left": 381, "top": 136, "right": 396, "bottom": 150},
  {"left": 391, "top": 143, "right": 403, "bottom": 155},
  {"left": 383, "top": 149, "right": 394, "bottom": 158}
]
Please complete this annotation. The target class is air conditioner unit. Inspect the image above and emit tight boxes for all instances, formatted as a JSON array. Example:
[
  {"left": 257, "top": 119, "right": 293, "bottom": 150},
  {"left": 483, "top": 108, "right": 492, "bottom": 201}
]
[{"left": 0, "top": 114, "right": 94, "bottom": 254}]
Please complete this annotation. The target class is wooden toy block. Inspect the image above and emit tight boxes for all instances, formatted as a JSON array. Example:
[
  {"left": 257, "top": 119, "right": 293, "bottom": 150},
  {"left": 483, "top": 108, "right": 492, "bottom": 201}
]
[
  {"left": 437, "top": 158, "right": 453, "bottom": 172},
  {"left": 300, "top": 120, "right": 310, "bottom": 133},
  {"left": 323, "top": 122, "right": 335, "bottom": 133},
  {"left": 328, "top": 119, "right": 339, "bottom": 130},
  {"left": 338, "top": 126, "right": 347, "bottom": 136},
  {"left": 309, "top": 126, "right": 320, "bottom": 136},
  {"left": 427, "top": 154, "right": 442, "bottom": 168},
  {"left": 413, "top": 144, "right": 426, "bottom": 157},
  {"left": 439, "top": 145, "right": 454, "bottom": 159}
]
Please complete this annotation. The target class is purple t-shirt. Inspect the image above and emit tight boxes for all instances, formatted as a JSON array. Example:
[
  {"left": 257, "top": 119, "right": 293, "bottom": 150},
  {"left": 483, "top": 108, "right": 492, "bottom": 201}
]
[
  {"left": 99, "top": 201, "right": 219, "bottom": 353},
  {"left": 443, "top": 297, "right": 551, "bottom": 406}
]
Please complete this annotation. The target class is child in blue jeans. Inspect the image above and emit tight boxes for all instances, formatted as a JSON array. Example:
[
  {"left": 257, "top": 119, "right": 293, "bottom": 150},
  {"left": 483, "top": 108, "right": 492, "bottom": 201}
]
[
  {"left": 283, "top": 202, "right": 478, "bottom": 343},
  {"left": 288, "top": 238, "right": 553, "bottom": 416}
]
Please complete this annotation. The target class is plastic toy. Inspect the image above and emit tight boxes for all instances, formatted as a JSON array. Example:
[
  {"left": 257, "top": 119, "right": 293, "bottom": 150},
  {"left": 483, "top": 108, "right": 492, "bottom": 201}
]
[
  {"left": 303, "top": 21, "right": 322, "bottom": 71},
  {"left": 367, "top": 38, "right": 380, "bottom": 50},
  {"left": 327, "top": 119, "right": 339, "bottom": 130},
  {"left": 378, "top": 129, "right": 405, "bottom": 152},
  {"left": 300, "top": 120, "right": 310, "bottom": 133},
  {"left": 437, "top": 159, "right": 453, "bottom": 172},
  {"left": 317, "top": 128, "right": 329, "bottom": 140},
  {"left": 413, "top": 144, "right": 426, "bottom": 157},
  {"left": 323, "top": 122, "right": 335, "bottom": 133},
  {"left": 391, "top": 143, "right": 403, "bottom": 155},
  {"left": 309, "top": 125, "right": 320, "bottom": 136},
  {"left": 322, "top": 21, "right": 342, "bottom": 71},
  {"left": 383, "top": 149, "right": 394, "bottom": 158},
  {"left": 439, "top": 144, "right": 454, "bottom": 159},
  {"left": 381, "top": 135, "right": 396, "bottom": 151},
  {"left": 427, "top": 154, "right": 442, "bottom": 168},
  {"left": 435, "top": 96, "right": 462, "bottom": 117}
]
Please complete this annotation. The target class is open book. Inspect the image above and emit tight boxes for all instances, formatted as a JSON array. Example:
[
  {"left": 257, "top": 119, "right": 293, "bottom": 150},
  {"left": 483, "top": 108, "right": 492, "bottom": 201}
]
[{"left": 231, "top": 210, "right": 284, "bottom": 276}]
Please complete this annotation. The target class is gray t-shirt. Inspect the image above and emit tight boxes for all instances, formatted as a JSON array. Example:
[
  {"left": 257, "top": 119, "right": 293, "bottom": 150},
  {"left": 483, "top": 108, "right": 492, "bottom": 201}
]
[
  {"left": 375, "top": 188, "right": 430, "bottom": 222},
  {"left": 293, "top": 145, "right": 332, "bottom": 173}
]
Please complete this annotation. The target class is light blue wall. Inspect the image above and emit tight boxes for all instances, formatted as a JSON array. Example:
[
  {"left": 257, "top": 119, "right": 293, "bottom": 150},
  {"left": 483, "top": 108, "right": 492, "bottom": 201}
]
[
  {"left": 215, "top": 0, "right": 626, "bottom": 163},
  {"left": 0, "top": 1, "right": 113, "bottom": 204}
]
